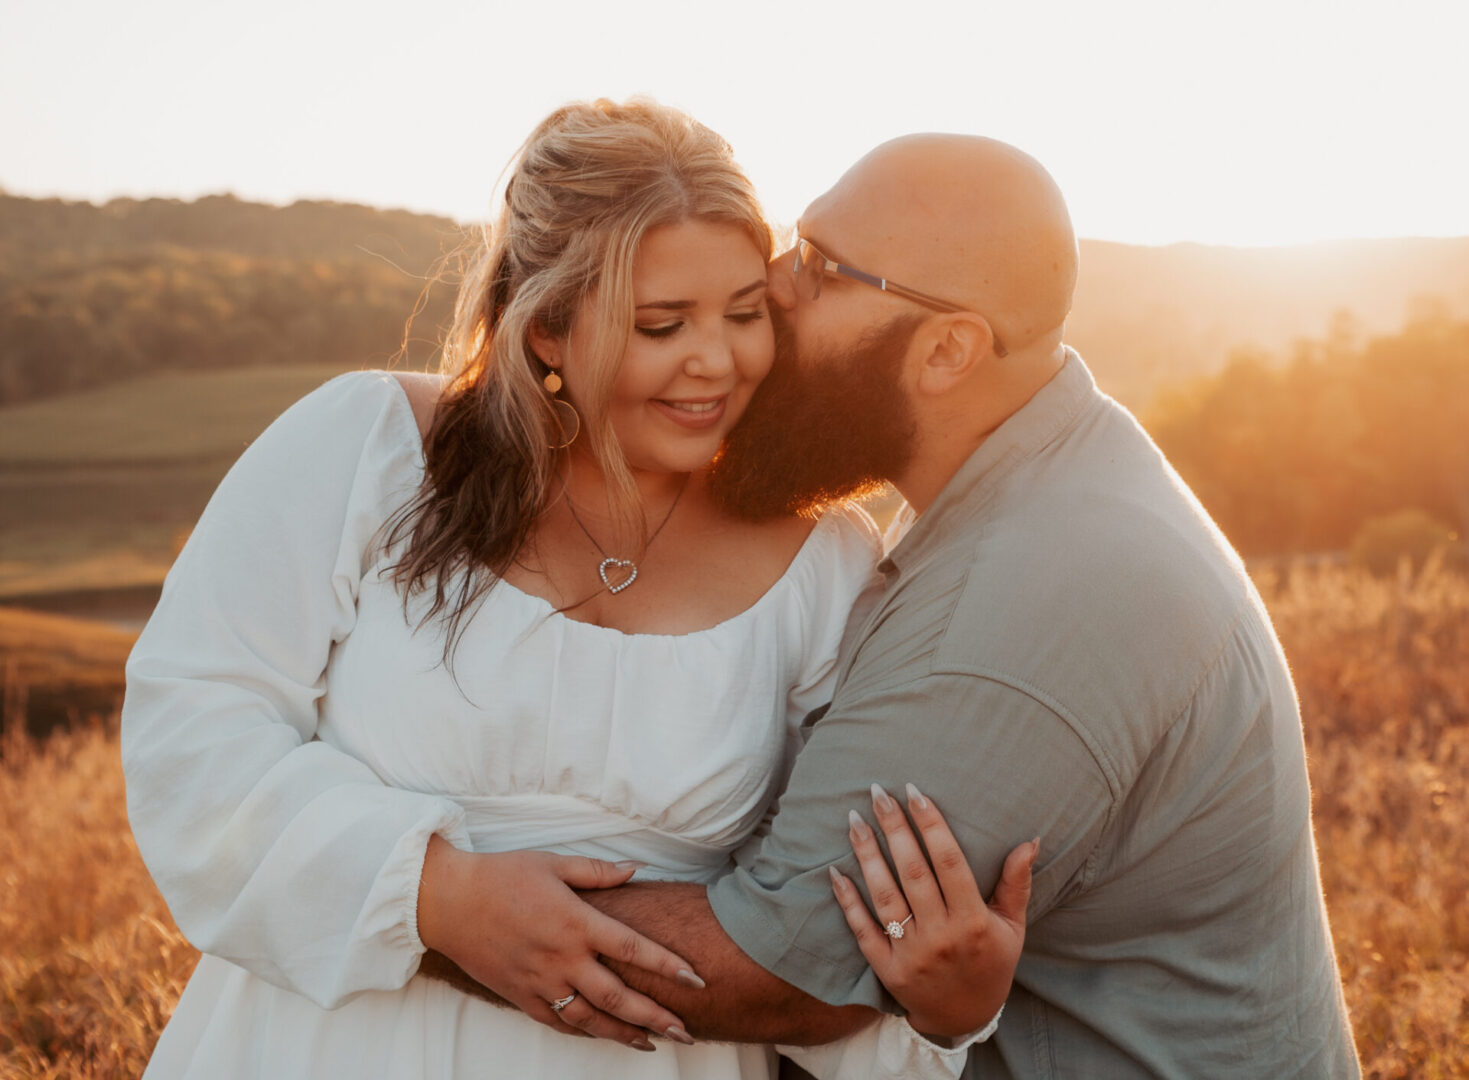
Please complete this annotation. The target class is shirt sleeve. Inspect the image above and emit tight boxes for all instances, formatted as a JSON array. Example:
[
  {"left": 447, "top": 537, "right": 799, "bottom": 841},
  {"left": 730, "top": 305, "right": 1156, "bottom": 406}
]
[
  {"left": 707, "top": 670, "right": 1113, "bottom": 1010},
  {"left": 120, "top": 372, "right": 470, "bottom": 1010}
]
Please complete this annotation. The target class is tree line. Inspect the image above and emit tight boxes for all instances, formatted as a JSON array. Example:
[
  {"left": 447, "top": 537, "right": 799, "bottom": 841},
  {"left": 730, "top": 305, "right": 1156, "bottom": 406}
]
[
  {"left": 0, "top": 194, "right": 462, "bottom": 404},
  {"left": 1145, "top": 305, "right": 1468, "bottom": 559}
]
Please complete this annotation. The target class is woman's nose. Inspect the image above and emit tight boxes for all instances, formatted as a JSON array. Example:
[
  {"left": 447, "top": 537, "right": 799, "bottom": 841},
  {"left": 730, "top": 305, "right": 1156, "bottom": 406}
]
[
  {"left": 767, "top": 247, "right": 797, "bottom": 312},
  {"left": 685, "top": 328, "right": 736, "bottom": 378}
]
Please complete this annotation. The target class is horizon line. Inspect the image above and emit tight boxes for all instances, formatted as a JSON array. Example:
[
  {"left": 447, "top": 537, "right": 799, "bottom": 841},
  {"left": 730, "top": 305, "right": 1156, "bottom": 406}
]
[{"left": 4, "top": 183, "right": 1469, "bottom": 253}]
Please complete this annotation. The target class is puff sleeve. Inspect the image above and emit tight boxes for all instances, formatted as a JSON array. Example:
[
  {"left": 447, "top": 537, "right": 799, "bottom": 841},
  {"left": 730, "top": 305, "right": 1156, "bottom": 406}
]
[{"left": 121, "top": 373, "right": 470, "bottom": 1009}]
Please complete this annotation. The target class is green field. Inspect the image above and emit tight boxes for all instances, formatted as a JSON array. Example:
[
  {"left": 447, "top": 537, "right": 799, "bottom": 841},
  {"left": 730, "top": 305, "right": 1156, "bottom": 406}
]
[{"left": 0, "top": 363, "right": 377, "bottom": 600}]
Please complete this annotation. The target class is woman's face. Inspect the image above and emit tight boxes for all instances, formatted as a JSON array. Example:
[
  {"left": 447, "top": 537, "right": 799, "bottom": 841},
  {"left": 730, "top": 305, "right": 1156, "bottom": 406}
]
[{"left": 556, "top": 219, "right": 774, "bottom": 475}]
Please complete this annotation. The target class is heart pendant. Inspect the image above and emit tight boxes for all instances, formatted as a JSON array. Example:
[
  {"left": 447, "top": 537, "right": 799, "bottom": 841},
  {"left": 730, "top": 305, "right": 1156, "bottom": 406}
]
[{"left": 598, "top": 557, "right": 638, "bottom": 594}]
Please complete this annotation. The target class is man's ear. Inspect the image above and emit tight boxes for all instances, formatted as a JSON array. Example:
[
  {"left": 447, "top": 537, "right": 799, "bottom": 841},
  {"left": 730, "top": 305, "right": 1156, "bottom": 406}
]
[
  {"left": 912, "top": 314, "right": 995, "bottom": 396},
  {"left": 527, "top": 321, "right": 562, "bottom": 369}
]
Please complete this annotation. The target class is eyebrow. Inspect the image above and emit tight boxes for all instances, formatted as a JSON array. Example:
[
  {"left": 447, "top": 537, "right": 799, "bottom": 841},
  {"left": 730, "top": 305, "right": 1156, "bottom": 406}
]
[{"left": 635, "top": 278, "right": 767, "bottom": 310}]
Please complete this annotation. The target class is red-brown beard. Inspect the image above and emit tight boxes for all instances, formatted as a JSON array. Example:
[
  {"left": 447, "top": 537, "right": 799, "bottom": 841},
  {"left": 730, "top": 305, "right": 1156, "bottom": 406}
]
[{"left": 706, "top": 310, "right": 920, "bottom": 521}]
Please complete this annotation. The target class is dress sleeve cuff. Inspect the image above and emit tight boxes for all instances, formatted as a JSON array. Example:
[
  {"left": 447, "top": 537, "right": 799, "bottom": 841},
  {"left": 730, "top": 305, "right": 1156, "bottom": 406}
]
[{"left": 901, "top": 1003, "right": 1003, "bottom": 1055}]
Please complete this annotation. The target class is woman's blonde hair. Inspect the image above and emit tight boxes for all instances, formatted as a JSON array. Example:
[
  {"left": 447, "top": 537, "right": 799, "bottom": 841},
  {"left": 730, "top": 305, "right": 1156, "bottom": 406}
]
[{"left": 387, "top": 98, "right": 772, "bottom": 650}]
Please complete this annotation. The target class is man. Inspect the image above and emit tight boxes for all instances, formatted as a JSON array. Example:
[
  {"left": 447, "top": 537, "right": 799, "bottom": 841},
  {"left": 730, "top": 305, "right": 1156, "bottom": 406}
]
[{"left": 454, "top": 135, "right": 1363, "bottom": 1076}]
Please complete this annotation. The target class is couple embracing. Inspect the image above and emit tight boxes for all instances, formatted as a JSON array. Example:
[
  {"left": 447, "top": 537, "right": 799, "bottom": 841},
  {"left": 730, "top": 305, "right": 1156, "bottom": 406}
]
[{"left": 123, "top": 98, "right": 1358, "bottom": 1078}]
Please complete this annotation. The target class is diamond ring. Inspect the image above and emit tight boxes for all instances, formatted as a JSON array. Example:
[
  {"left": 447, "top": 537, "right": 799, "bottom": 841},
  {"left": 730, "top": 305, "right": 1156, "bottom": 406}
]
[{"left": 884, "top": 914, "right": 915, "bottom": 940}]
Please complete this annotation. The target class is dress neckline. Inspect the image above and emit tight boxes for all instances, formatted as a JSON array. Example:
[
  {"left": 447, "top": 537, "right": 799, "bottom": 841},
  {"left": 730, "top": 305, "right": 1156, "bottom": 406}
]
[{"left": 377, "top": 371, "right": 839, "bottom": 642}]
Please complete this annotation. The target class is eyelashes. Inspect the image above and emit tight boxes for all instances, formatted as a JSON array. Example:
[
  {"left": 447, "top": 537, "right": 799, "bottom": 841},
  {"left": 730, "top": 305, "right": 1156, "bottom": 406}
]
[{"left": 633, "top": 310, "right": 766, "bottom": 340}]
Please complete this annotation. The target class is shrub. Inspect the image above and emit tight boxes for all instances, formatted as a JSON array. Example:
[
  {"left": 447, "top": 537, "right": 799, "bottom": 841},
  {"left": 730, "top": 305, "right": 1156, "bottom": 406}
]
[{"left": 1349, "top": 509, "right": 1460, "bottom": 578}]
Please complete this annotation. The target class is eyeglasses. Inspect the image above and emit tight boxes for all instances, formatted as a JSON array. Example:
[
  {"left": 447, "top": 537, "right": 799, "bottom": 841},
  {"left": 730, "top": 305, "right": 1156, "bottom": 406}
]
[{"left": 792, "top": 237, "right": 1007, "bottom": 357}]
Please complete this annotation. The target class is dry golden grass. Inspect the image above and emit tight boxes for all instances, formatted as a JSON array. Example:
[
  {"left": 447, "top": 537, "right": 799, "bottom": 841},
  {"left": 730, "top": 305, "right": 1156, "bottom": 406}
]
[
  {"left": 0, "top": 720, "right": 195, "bottom": 1079},
  {"left": 1, "top": 563, "right": 1466, "bottom": 1077},
  {"left": 1261, "top": 559, "right": 1469, "bottom": 1077}
]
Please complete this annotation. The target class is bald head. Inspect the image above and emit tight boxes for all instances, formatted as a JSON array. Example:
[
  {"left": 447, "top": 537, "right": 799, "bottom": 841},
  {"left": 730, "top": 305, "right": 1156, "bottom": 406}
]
[{"left": 802, "top": 134, "right": 1077, "bottom": 354}]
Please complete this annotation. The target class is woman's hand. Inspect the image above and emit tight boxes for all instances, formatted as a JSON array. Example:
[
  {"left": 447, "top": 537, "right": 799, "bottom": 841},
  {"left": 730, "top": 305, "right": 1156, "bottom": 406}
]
[
  {"left": 417, "top": 836, "right": 702, "bottom": 1051},
  {"left": 829, "top": 784, "right": 1037, "bottom": 1039}
]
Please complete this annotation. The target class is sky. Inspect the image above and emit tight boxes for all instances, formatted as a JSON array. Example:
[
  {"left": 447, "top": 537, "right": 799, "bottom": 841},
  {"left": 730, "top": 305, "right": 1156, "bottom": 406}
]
[{"left": 4, "top": 0, "right": 1467, "bottom": 246}]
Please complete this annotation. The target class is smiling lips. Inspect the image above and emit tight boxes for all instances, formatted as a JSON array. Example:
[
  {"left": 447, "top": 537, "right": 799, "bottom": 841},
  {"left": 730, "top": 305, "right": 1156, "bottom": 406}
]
[{"left": 653, "top": 396, "right": 727, "bottom": 429}]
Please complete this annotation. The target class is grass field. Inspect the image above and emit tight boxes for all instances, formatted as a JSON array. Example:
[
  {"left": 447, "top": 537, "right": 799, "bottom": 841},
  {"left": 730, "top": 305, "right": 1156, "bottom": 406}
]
[
  {"left": 0, "top": 363, "right": 369, "bottom": 467},
  {"left": 1, "top": 565, "right": 1467, "bottom": 1077},
  {"left": 0, "top": 608, "right": 135, "bottom": 739},
  {"left": 0, "top": 363, "right": 382, "bottom": 600}
]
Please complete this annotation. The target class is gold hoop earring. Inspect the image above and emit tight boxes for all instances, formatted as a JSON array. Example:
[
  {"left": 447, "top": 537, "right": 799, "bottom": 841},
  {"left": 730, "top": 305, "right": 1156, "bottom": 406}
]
[{"left": 548, "top": 396, "right": 580, "bottom": 450}]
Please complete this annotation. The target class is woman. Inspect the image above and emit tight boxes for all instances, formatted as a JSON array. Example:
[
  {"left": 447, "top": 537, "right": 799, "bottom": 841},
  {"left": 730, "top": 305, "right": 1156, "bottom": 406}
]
[{"left": 122, "top": 98, "right": 1025, "bottom": 1079}]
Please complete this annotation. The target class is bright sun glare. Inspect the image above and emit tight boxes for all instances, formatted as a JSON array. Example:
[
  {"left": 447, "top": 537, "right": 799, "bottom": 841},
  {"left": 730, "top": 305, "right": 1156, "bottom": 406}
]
[{"left": 3, "top": 0, "right": 1466, "bottom": 246}]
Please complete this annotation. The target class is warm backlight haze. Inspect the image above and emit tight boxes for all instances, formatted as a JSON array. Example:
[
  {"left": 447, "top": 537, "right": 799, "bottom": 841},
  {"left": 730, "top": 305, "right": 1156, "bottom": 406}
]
[
  {"left": 4, "top": 0, "right": 1468, "bottom": 246},
  {"left": 3, "top": 4, "right": 1469, "bottom": 1075}
]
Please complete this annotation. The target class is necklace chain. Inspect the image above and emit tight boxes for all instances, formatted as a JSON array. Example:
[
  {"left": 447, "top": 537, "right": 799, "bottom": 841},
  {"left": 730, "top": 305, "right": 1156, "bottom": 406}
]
[{"left": 561, "top": 475, "right": 689, "bottom": 595}]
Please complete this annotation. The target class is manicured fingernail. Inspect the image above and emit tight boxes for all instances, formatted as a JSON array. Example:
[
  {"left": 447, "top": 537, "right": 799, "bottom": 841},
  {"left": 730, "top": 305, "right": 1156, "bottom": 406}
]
[
  {"left": 828, "top": 864, "right": 847, "bottom": 889},
  {"left": 614, "top": 860, "right": 647, "bottom": 871},
  {"left": 905, "top": 782, "right": 928, "bottom": 809},
  {"left": 870, "top": 783, "right": 896, "bottom": 814},
  {"left": 1029, "top": 838, "right": 1042, "bottom": 865},
  {"left": 632, "top": 1037, "right": 656, "bottom": 1052},
  {"left": 675, "top": 969, "right": 706, "bottom": 989},
  {"left": 848, "top": 809, "right": 870, "bottom": 839},
  {"left": 665, "top": 1024, "right": 695, "bottom": 1045}
]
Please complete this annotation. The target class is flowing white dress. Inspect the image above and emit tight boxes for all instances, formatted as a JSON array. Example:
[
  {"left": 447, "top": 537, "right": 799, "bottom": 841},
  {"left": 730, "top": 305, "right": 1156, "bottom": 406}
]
[{"left": 122, "top": 372, "right": 978, "bottom": 1079}]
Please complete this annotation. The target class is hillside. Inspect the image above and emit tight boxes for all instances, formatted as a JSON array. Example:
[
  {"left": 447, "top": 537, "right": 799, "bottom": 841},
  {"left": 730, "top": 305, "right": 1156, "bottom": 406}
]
[
  {"left": 0, "top": 194, "right": 462, "bottom": 404},
  {"left": 0, "top": 364, "right": 358, "bottom": 606},
  {"left": 0, "top": 192, "right": 459, "bottom": 271},
  {"left": 3, "top": 193, "right": 1468, "bottom": 409}
]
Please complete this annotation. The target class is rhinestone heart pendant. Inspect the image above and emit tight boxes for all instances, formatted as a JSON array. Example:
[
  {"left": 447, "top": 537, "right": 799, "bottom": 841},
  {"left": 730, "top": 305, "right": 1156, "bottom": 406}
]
[{"left": 598, "top": 557, "right": 638, "bottom": 594}]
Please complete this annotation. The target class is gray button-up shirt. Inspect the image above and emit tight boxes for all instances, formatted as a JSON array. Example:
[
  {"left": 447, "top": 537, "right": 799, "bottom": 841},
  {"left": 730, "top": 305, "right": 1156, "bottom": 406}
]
[{"left": 709, "top": 350, "right": 1359, "bottom": 1077}]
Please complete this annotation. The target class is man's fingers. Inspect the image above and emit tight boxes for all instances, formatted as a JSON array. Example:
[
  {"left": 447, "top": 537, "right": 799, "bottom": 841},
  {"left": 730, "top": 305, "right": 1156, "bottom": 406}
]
[
  {"left": 869, "top": 783, "right": 947, "bottom": 919},
  {"left": 829, "top": 865, "right": 891, "bottom": 970},
  {"left": 574, "top": 963, "right": 695, "bottom": 1046},
  {"left": 988, "top": 838, "right": 1039, "bottom": 929},
  {"left": 904, "top": 784, "right": 985, "bottom": 914},
  {"left": 586, "top": 909, "right": 703, "bottom": 988}
]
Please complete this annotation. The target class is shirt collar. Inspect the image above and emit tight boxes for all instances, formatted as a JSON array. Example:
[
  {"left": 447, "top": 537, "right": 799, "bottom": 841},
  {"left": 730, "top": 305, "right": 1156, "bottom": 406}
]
[{"left": 879, "top": 347, "right": 1098, "bottom": 578}]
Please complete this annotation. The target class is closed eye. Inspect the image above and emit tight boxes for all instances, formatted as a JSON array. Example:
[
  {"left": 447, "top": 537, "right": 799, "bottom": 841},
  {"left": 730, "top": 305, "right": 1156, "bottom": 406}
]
[
  {"left": 727, "top": 310, "right": 766, "bottom": 325},
  {"left": 635, "top": 322, "right": 683, "bottom": 339}
]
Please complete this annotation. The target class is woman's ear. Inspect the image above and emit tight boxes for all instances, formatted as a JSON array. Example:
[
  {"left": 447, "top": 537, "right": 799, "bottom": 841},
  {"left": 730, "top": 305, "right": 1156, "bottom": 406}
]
[{"left": 528, "top": 322, "right": 562, "bottom": 369}]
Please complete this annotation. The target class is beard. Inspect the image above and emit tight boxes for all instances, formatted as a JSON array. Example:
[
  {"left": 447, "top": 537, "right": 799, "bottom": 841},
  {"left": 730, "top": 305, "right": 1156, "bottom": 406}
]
[{"left": 707, "top": 309, "right": 920, "bottom": 521}]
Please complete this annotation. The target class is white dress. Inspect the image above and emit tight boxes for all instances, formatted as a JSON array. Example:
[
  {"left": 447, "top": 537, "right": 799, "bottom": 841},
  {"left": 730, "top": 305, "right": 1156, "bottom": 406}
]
[{"left": 122, "top": 372, "right": 978, "bottom": 1079}]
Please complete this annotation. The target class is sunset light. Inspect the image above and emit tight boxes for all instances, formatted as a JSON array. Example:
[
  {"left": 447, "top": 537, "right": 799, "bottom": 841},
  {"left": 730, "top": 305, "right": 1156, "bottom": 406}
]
[
  {"left": 4, "top": 2, "right": 1469, "bottom": 1076},
  {"left": 4, "top": 0, "right": 1467, "bottom": 245}
]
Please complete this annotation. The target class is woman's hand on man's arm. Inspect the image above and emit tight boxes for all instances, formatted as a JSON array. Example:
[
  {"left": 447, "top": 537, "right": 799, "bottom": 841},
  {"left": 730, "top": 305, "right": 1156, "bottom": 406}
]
[
  {"left": 415, "top": 837, "right": 705, "bottom": 1051},
  {"left": 832, "top": 784, "right": 1036, "bottom": 1038}
]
